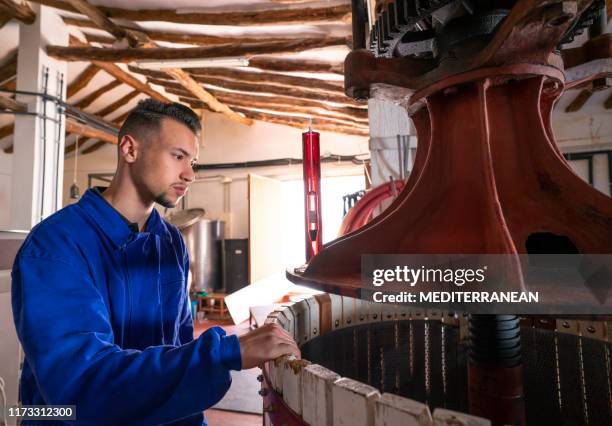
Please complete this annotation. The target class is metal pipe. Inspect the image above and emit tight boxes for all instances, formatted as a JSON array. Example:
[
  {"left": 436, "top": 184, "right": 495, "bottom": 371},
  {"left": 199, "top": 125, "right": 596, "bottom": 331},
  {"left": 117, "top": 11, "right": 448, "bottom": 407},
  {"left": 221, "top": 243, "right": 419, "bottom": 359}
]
[
  {"left": 193, "top": 154, "right": 370, "bottom": 171},
  {"left": 40, "top": 67, "right": 49, "bottom": 222},
  {"left": 54, "top": 71, "right": 65, "bottom": 211},
  {"left": 468, "top": 314, "right": 525, "bottom": 426},
  {"left": 0, "top": 87, "right": 118, "bottom": 135}
]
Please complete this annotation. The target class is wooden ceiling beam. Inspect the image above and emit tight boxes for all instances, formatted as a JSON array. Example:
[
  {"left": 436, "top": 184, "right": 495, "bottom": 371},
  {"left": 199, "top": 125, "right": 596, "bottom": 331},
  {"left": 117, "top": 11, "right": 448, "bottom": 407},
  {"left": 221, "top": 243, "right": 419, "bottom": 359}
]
[
  {"left": 0, "top": 95, "right": 26, "bottom": 112},
  {"left": 112, "top": 110, "right": 130, "bottom": 125},
  {"left": 271, "top": 0, "right": 321, "bottom": 3},
  {"left": 94, "top": 89, "right": 139, "bottom": 118},
  {"left": 66, "top": 63, "right": 101, "bottom": 98},
  {"left": 0, "top": 122, "right": 13, "bottom": 139},
  {"left": 565, "top": 89, "right": 593, "bottom": 113},
  {"left": 605, "top": 92, "right": 612, "bottom": 109},
  {"left": 67, "top": 0, "right": 251, "bottom": 127},
  {"left": 178, "top": 89, "right": 367, "bottom": 121},
  {"left": 0, "top": 0, "right": 36, "bottom": 25},
  {"left": 65, "top": 118, "right": 116, "bottom": 143},
  {"left": 92, "top": 61, "right": 170, "bottom": 103},
  {"left": 0, "top": 50, "right": 17, "bottom": 84},
  {"left": 64, "top": 16, "right": 331, "bottom": 47},
  {"left": 183, "top": 96, "right": 367, "bottom": 128},
  {"left": 248, "top": 56, "right": 344, "bottom": 75},
  {"left": 64, "top": 0, "right": 147, "bottom": 47},
  {"left": 31, "top": 0, "right": 351, "bottom": 26},
  {"left": 129, "top": 65, "right": 344, "bottom": 96},
  {"left": 59, "top": 0, "right": 343, "bottom": 130},
  {"left": 69, "top": 109, "right": 130, "bottom": 153},
  {"left": 67, "top": 34, "right": 171, "bottom": 103},
  {"left": 163, "top": 68, "right": 251, "bottom": 125},
  {"left": 1, "top": 122, "right": 13, "bottom": 153},
  {"left": 81, "top": 33, "right": 115, "bottom": 45},
  {"left": 74, "top": 79, "right": 122, "bottom": 109},
  {"left": 0, "top": 77, "right": 15, "bottom": 91},
  {"left": 146, "top": 75, "right": 362, "bottom": 107},
  {"left": 186, "top": 89, "right": 368, "bottom": 119},
  {"left": 0, "top": 12, "right": 11, "bottom": 29},
  {"left": 187, "top": 67, "right": 344, "bottom": 94},
  {"left": 48, "top": 37, "right": 348, "bottom": 62},
  {"left": 234, "top": 108, "right": 368, "bottom": 137},
  {"left": 0, "top": 75, "right": 15, "bottom": 90}
]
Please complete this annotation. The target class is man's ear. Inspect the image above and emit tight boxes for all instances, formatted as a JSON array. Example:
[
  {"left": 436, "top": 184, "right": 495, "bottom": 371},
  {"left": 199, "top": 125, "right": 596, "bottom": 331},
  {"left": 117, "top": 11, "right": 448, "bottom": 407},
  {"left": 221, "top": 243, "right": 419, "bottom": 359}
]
[{"left": 118, "top": 134, "right": 138, "bottom": 163}]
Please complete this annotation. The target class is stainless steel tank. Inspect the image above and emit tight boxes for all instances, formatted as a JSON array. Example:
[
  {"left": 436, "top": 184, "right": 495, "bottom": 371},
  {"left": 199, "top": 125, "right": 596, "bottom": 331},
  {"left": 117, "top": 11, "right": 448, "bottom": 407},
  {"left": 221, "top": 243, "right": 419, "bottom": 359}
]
[{"left": 166, "top": 209, "right": 225, "bottom": 292}]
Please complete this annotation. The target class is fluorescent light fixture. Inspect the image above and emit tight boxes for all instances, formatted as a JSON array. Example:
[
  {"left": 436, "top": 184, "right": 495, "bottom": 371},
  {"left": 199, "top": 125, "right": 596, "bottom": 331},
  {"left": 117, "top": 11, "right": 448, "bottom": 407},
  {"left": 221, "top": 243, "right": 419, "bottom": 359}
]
[{"left": 133, "top": 56, "right": 250, "bottom": 70}]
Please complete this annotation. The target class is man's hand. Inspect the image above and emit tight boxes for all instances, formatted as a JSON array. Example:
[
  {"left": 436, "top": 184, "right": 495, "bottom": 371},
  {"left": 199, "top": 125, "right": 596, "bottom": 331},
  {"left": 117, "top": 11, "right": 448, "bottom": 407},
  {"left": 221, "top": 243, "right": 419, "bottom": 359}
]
[{"left": 238, "top": 323, "right": 301, "bottom": 370}]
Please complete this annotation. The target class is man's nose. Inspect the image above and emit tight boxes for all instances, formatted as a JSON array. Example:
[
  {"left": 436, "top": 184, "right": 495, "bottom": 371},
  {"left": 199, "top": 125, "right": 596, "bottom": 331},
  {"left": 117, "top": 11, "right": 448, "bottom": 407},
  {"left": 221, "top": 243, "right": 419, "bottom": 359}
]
[{"left": 181, "top": 164, "right": 195, "bottom": 183}]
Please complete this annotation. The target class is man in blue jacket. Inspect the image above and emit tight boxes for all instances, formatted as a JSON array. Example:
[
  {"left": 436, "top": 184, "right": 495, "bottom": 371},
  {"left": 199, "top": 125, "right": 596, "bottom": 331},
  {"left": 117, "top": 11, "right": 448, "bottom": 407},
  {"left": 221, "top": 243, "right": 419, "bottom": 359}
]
[{"left": 11, "top": 99, "right": 300, "bottom": 425}]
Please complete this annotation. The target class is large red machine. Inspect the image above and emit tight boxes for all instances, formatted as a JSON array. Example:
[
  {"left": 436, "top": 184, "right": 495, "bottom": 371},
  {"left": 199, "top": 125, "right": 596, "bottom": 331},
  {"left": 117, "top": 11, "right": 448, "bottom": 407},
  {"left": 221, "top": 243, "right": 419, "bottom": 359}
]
[{"left": 276, "top": 1, "right": 612, "bottom": 425}]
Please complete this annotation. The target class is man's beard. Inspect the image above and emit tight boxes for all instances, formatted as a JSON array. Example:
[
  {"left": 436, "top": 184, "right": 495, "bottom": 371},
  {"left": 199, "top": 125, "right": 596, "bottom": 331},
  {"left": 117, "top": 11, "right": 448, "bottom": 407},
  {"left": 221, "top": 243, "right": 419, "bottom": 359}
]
[{"left": 154, "top": 192, "right": 178, "bottom": 208}]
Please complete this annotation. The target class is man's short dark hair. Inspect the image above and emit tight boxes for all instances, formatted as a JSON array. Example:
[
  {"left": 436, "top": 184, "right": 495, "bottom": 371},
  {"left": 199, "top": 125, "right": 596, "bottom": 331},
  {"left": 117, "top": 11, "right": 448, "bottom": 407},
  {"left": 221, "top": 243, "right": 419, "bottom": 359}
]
[{"left": 118, "top": 99, "right": 201, "bottom": 145}]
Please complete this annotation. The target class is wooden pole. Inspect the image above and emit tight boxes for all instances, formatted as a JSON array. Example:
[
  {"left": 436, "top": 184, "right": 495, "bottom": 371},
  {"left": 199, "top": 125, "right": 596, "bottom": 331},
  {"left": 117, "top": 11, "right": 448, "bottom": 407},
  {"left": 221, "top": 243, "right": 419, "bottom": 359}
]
[
  {"left": 69, "top": 8, "right": 251, "bottom": 126},
  {"left": 67, "top": 64, "right": 100, "bottom": 98},
  {"left": 65, "top": 118, "right": 116, "bottom": 143},
  {"left": 48, "top": 37, "right": 348, "bottom": 62},
  {"left": 236, "top": 108, "right": 369, "bottom": 137},
  {"left": 64, "top": 0, "right": 147, "bottom": 47},
  {"left": 74, "top": 79, "right": 122, "bottom": 109},
  {"left": 94, "top": 89, "right": 139, "bottom": 118},
  {"left": 164, "top": 68, "right": 252, "bottom": 125},
  {"left": 30, "top": 0, "right": 351, "bottom": 26},
  {"left": 180, "top": 89, "right": 367, "bottom": 119},
  {"left": 63, "top": 16, "right": 334, "bottom": 47},
  {"left": 179, "top": 95, "right": 368, "bottom": 126},
  {"left": 0, "top": 50, "right": 17, "bottom": 84},
  {"left": 89, "top": 61, "right": 170, "bottom": 103},
  {"left": 129, "top": 65, "right": 345, "bottom": 96},
  {"left": 0, "top": 0, "right": 36, "bottom": 24},
  {"left": 248, "top": 56, "right": 344, "bottom": 75},
  {"left": 146, "top": 75, "right": 363, "bottom": 107}
]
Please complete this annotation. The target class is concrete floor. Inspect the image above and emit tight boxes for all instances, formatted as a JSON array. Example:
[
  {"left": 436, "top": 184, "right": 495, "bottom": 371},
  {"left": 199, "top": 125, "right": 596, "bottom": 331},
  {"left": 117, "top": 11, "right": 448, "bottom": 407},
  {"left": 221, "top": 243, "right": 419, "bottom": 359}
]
[
  {"left": 195, "top": 318, "right": 263, "bottom": 426},
  {"left": 204, "top": 409, "right": 262, "bottom": 426}
]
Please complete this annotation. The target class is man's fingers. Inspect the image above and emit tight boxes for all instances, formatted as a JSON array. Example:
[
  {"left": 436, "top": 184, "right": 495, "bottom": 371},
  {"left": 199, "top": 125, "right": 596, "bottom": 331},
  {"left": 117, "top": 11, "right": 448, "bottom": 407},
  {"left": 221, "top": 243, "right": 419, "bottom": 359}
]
[
  {"left": 272, "top": 342, "right": 301, "bottom": 360},
  {"left": 239, "top": 323, "right": 302, "bottom": 368}
]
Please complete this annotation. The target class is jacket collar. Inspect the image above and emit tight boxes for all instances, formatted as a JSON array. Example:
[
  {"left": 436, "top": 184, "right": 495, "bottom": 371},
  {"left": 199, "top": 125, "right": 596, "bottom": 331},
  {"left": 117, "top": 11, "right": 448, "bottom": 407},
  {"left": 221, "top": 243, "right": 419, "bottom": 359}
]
[{"left": 78, "top": 188, "right": 173, "bottom": 248}]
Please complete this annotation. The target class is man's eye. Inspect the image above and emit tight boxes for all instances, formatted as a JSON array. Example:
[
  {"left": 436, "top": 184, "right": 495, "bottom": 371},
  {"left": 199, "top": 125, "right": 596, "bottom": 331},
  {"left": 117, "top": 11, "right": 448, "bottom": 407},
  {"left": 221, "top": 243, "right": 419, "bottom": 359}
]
[{"left": 174, "top": 154, "right": 184, "bottom": 160}]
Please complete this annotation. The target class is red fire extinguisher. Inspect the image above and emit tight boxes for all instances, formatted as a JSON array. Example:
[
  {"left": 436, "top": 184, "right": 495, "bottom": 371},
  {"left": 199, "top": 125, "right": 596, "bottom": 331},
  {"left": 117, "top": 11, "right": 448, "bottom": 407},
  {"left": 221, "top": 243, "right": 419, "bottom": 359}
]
[{"left": 302, "top": 119, "right": 322, "bottom": 262}]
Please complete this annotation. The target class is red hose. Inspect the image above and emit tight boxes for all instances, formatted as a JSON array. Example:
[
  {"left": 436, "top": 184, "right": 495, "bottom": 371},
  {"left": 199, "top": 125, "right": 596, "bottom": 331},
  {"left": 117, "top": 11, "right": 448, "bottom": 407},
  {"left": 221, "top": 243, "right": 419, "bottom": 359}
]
[{"left": 338, "top": 180, "right": 405, "bottom": 236}]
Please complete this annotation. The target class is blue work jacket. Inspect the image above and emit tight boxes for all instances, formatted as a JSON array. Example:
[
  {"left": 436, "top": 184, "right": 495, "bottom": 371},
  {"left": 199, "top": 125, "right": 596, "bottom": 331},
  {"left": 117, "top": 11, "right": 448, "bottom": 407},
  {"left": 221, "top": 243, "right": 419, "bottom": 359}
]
[{"left": 11, "top": 188, "right": 242, "bottom": 425}]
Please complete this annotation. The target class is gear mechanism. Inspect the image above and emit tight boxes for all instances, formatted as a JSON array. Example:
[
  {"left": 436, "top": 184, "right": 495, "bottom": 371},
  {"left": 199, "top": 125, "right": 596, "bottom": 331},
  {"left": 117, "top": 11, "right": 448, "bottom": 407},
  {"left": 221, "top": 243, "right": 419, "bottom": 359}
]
[{"left": 370, "top": 0, "right": 606, "bottom": 59}]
